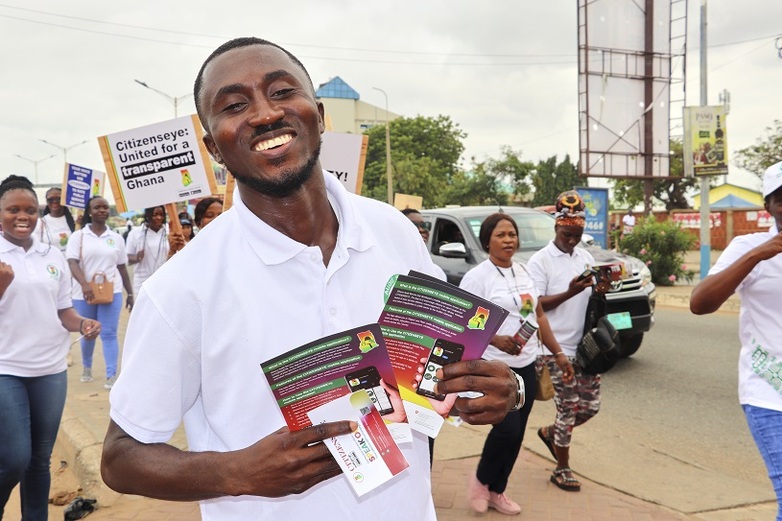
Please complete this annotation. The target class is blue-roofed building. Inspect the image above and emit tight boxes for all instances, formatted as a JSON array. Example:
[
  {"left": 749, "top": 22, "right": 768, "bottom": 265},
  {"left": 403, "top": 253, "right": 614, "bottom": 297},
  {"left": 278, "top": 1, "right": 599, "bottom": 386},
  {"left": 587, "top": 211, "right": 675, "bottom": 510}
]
[{"left": 315, "top": 76, "right": 400, "bottom": 135}]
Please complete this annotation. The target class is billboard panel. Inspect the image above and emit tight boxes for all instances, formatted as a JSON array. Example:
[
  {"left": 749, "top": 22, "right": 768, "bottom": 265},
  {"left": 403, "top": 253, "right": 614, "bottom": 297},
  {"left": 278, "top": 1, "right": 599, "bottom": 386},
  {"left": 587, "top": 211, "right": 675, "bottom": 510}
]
[{"left": 578, "top": 0, "right": 678, "bottom": 179}]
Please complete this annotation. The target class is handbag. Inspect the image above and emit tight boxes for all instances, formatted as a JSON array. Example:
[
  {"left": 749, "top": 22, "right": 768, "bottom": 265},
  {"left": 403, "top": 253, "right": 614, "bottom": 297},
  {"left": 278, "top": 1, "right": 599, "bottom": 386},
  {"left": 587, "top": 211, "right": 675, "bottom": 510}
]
[
  {"left": 80, "top": 231, "right": 114, "bottom": 305},
  {"left": 576, "top": 292, "right": 621, "bottom": 375},
  {"left": 89, "top": 271, "right": 114, "bottom": 304},
  {"left": 534, "top": 327, "right": 555, "bottom": 401},
  {"left": 535, "top": 360, "right": 555, "bottom": 401}
]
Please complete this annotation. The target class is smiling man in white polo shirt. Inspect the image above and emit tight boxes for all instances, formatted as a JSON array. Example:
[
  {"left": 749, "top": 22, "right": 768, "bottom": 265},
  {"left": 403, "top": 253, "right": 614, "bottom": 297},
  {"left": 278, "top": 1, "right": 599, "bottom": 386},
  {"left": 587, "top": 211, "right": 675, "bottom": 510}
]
[{"left": 100, "top": 37, "right": 520, "bottom": 521}]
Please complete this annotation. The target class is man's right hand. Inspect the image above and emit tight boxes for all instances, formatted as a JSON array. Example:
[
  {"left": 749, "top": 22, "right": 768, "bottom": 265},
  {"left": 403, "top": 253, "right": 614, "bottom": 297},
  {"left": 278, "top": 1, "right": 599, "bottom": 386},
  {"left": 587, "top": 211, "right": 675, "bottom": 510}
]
[
  {"left": 226, "top": 421, "right": 358, "bottom": 497},
  {"left": 103, "top": 419, "right": 357, "bottom": 501}
]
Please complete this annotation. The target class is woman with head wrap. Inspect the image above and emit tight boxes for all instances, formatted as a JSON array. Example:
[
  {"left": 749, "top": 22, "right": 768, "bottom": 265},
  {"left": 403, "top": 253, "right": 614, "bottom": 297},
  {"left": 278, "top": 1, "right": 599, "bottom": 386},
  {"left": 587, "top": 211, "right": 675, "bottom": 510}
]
[{"left": 526, "top": 190, "right": 608, "bottom": 492}]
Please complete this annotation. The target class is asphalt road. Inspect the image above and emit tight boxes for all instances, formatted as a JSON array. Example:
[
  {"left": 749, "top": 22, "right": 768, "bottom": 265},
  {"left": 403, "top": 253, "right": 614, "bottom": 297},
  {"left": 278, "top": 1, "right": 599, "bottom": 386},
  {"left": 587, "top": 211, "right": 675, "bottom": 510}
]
[{"left": 525, "top": 306, "right": 775, "bottom": 515}]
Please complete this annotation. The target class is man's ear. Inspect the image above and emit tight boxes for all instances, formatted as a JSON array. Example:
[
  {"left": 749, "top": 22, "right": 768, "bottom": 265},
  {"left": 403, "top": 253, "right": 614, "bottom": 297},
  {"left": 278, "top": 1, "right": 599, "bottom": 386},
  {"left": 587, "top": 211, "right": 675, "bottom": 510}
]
[
  {"left": 203, "top": 134, "right": 223, "bottom": 164},
  {"left": 317, "top": 101, "right": 326, "bottom": 134}
]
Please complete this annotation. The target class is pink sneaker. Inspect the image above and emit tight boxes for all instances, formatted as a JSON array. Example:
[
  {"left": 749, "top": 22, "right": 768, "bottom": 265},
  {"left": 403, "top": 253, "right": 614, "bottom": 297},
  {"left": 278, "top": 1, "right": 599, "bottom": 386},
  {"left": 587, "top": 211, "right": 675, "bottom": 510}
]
[
  {"left": 488, "top": 491, "right": 521, "bottom": 515},
  {"left": 467, "top": 473, "right": 489, "bottom": 513}
]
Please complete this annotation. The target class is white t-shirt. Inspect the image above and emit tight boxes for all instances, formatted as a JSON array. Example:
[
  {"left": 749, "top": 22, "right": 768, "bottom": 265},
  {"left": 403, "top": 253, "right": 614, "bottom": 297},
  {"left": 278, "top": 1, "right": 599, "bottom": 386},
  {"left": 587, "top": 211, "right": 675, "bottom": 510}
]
[
  {"left": 709, "top": 224, "right": 782, "bottom": 412},
  {"left": 622, "top": 213, "right": 636, "bottom": 233},
  {"left": 527, "top": 241, "right": 595, "bottom": 355},
  {"left": 110, "top": 171, "right": 442, "bottom": 521},
  {"left": 35, "top": 213, "right": 73, "bottom": 252},
  {"left": 65, "top": 225, "right": 128, "bottom": 300},
  {"left": 0, "top": 234, "right": 72, "bottom": 377},
  {"left": 125, "top": 224, "right": 168, "bottom": 295},
  {"left": 459, "top": 259, "right": 539, "bottom": 368}
]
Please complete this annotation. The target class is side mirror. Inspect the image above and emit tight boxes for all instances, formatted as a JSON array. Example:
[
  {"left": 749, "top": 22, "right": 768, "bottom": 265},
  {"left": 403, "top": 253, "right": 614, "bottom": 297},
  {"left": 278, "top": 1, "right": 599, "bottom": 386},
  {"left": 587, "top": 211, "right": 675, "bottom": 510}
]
[
  {"left": 438, "top": 242, "right": 468, "bottom": 258},
  {"left": 581, "top": 233, "right": 595, "bottom": 246}
]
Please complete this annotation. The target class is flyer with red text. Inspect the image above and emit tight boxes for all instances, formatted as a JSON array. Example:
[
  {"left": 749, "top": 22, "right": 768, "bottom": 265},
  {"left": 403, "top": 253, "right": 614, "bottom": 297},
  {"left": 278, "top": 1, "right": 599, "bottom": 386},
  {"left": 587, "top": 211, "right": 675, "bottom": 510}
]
[
  {"left": 308, "top": 391, "right": 409, "bottom": 497},
  {"left": 260, "top": 323, "right": 407, "bottom": 437},
  {"left": 379, "top": 272, "right": 509, "bottom": 437}
]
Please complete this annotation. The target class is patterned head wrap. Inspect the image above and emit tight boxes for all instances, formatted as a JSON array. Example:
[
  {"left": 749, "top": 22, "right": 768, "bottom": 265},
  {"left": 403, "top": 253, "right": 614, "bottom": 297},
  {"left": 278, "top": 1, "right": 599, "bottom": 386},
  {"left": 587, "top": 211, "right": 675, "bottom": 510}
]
[{"left": 554, "top": 190, "right": 586, "bottom": 228}]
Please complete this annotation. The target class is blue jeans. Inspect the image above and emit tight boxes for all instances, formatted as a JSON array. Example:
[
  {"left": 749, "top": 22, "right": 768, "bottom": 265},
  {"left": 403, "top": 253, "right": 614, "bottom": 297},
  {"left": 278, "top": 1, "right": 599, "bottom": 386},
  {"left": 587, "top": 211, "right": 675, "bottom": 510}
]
[
  {"left": 743, "top": 404, "right": 782, "bottom": 521},
  {"left": 73, "top": 294, "right": 122, "bottom": 379},
  {"left": 0, "top": 371, "right": 67, "bottom": 521}
]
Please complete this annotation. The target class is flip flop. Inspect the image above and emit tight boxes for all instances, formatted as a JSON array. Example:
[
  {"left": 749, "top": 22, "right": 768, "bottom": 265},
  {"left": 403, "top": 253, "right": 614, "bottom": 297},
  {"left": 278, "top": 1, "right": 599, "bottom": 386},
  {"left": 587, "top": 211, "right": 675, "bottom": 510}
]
[
  {"left": 537, "top": 426, "right": 556, "bottom": 460},
  {"left": 550, "top": 467, "right": 581, "bottom": 492}
]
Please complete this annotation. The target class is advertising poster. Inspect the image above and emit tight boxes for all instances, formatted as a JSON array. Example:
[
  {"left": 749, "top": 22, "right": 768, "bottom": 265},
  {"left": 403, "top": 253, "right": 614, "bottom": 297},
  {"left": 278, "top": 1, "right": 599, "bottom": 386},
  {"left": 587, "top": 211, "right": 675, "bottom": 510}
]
[
  {"left": 320, "top": 131, "right": 368, "bottom": 194},
  {"left": 62, "top": 163, "right": 105, "bottom": 210},
  {"left": 683, "top": 106, "right": 728, "bottom": 177},
  {"left": 576, "top": 187, "right": 609, "bottom": 249},
  {"left": 98, "top": 115, "right": 217, "bottom": 212}
]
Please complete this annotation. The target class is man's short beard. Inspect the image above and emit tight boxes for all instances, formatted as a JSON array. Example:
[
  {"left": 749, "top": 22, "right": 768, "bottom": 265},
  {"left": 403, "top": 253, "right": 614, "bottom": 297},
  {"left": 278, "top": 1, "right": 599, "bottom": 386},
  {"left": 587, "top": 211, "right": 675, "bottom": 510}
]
[{"left": 231, "top": 141, "right": 321, "bottom": 198}]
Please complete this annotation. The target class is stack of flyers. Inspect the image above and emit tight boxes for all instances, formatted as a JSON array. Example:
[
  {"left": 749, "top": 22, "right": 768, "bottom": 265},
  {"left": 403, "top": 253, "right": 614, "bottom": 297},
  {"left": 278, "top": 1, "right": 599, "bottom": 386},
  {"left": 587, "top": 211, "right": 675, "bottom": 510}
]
[
  {"left": 308, "top": 390, "right": 409, "bottom": 496},
  {"left": 378, "top": 271, "right": 509, "bottom": 437},
  {"left": 260, "top": 323, "right": 411, "bottom": 441}
]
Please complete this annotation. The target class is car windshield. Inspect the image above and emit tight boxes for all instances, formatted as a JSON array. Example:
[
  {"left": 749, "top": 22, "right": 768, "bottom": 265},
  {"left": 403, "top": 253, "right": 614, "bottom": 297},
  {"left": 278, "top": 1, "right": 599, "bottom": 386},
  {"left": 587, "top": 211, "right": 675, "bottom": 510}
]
[{"left": 464, "top": 212, "right": 555, "bottom": 251}]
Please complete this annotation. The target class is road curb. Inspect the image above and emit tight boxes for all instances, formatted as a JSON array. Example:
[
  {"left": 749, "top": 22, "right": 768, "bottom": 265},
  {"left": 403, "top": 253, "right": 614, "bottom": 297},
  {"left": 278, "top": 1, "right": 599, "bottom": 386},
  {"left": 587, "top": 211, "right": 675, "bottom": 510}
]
[
  {"left": 654, "top": 288, "right": 740, "bottom": 314},
  {"left": 57, "top": 404, "right": 121, "bottom": 507}
]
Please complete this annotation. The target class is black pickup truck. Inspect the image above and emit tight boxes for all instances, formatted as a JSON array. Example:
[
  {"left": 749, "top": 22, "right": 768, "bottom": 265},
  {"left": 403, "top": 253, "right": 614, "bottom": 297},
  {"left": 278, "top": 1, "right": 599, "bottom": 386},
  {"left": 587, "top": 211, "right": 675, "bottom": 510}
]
[{"left": 419, "top": 206, "right": 656, "bottom": 358}]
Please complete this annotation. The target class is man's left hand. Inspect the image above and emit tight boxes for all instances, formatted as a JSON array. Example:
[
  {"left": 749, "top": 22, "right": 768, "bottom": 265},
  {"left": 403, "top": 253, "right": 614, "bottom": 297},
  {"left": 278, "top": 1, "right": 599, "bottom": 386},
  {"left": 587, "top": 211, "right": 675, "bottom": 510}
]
[{"left": 434, "top": 359, "right": 516, "bottom": 425}]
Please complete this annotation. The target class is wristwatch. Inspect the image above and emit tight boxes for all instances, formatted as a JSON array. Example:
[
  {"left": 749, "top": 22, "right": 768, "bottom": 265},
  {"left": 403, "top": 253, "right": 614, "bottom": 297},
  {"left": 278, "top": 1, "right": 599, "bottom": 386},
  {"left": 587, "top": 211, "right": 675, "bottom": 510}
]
[{"left": 509, "top": 368, "right": 525, "bottom": 412}]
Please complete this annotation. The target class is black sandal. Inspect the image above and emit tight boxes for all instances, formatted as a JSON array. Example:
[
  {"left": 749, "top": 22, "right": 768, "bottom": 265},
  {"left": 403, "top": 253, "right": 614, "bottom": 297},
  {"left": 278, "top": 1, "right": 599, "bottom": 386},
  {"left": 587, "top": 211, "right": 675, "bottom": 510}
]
[
  {"left": 550, "top": 467, "right": 581, "bottom": 492},
  {"left": 537, "top": 426, "right": 556, "bottom": 460}
]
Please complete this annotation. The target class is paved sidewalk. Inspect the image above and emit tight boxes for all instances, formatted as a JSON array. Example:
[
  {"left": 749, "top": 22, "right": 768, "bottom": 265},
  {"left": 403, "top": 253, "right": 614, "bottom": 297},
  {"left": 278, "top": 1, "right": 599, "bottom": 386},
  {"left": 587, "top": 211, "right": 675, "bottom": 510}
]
[{"left": 6, "top": 282, "right": 755, "bottom": 520}]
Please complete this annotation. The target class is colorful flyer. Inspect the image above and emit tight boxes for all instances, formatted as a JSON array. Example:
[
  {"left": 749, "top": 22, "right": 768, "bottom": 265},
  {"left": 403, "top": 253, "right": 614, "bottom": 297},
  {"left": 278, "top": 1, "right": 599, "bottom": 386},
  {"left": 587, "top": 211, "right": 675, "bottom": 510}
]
[
  {"left": 379, "top": 272, "right": 509, "bottom": 437},
  {"left": 260, "top": 324, "right": 407, "bottom": 436},
  {"left": 308, "top": 390, "right": 409, "bottom": 497}
]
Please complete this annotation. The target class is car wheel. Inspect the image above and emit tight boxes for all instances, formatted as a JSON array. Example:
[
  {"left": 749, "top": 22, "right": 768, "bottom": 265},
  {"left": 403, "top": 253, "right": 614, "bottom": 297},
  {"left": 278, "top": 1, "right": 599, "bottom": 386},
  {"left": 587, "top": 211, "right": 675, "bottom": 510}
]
[{"left": 618, "top": 333, "right": 643, "bottom": 358}]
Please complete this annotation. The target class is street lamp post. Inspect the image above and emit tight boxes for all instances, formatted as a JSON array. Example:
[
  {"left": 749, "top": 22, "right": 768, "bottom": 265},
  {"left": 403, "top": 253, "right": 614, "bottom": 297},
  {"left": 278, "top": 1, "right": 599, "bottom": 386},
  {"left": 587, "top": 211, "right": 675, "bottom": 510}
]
[
  {"left": 14, "top": 153, "right": 56, "bottom": 184},
  {"left": 372, "top": 87, "right": 393, "bottom": 205},
  {"left": 38, "top": 139, "right": 88, "bottom": 165},
  {"left": 135, "top": 79, "right": 192, "bottom": 118}
]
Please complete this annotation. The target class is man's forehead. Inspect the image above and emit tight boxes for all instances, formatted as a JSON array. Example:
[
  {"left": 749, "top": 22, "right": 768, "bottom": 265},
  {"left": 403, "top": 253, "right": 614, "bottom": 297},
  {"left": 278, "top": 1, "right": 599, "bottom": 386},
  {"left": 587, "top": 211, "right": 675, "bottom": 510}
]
[{"left": 202, "top": 44, "right": 305, "bottom": 90}]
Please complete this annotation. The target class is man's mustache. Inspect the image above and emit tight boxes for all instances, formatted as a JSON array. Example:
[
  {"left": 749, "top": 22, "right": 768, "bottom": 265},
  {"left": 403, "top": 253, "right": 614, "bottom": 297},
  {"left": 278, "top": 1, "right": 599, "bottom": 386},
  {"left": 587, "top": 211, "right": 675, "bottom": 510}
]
[{"left": 253, "top": 120, "right": 293, "bottom": 137}]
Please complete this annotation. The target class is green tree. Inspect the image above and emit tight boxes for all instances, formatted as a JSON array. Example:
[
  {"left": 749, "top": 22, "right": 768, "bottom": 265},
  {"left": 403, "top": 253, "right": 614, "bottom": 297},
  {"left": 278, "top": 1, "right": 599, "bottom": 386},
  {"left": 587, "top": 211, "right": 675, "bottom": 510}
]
[
  {"left": 530, "top": 154, "right": 581, "bottom": 206},
  {"left": 734, "top": 119, "right": 782, "bottom": 179},
  {"left": 450, "top": 146, "right": 534, "bottom": 206},
  {"left": 611, "top": 140, "right": 699, "bottom": 210},
  {"left": 362, "top": 115, "right": 466, "bottom": 205}
]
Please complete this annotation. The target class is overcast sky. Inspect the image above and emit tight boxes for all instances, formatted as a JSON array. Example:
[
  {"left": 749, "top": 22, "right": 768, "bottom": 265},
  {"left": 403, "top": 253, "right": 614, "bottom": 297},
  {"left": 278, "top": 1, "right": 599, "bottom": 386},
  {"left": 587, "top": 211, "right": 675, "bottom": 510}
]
[{"left": 3, "top": 0, "right": 781, "bottom": 200}]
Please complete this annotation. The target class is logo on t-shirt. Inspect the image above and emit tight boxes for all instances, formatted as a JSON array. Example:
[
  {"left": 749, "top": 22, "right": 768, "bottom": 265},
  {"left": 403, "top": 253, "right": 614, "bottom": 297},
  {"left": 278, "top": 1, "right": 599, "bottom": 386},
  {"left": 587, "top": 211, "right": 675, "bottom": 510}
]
[
  {"left": 106, "top": 238, "right": 116, "bottom": 247},
  {"left": 519, "top": 293, "right": 534, "bottom": 317},
  {"left": 46, "top": 264, "right": 60, "bottom": 280}
]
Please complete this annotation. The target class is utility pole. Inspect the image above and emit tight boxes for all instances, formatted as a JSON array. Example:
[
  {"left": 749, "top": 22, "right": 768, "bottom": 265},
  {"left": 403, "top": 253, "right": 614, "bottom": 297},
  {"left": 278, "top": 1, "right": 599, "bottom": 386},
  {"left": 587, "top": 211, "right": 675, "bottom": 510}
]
[
  {"left": 14, "top": 153, "right": 56, "bottom": 185},
  {"left": 373, "top": 87, "right": 393, "bottom": 205},
  {"left": 135, "top": 80, "right": 192, "bottom": 118},
  {"left": 699, "top": 0, "right": 711, "bottom": 281}
]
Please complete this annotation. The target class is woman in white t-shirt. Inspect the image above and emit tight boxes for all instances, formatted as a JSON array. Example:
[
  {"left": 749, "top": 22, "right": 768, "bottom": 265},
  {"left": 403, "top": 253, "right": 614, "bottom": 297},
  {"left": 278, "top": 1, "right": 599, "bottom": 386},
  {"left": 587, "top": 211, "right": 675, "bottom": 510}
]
[
  {"left": 66, "top": 196, "right": 133, "bottom": 390},
  {"left": 36, "top": 187, "right": 76, "bottom": 252},
  {"left": 126, "top": 206, "right": 169, "bottom": 296},
  {"left": 460, "top": 212, "right": 573, "bottom": 516},
  {"left": 0, "top": 175, "right": 100, "bottom": 520},
  {"left": 691, "top": 161, "right": 782, "bottom": 521}
]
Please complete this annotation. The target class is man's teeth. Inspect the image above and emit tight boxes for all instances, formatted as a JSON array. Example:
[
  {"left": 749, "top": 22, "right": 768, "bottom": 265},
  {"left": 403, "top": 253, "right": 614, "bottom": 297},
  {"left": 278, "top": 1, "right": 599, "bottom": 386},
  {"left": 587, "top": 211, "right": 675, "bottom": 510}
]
[{"left": 254, "top": 134, "right": 292, "bottom": 151}]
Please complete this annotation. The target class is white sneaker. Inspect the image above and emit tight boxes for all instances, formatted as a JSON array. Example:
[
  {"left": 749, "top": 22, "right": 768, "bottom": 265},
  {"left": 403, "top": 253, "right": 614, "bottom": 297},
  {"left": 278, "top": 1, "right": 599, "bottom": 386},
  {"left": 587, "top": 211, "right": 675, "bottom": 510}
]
[
  {"left": 80, "top": 368, "right": 93, "bottom": 382},
  {"left": 467, "top": 473, "right": 490, "bottom": 514},
  {"left": 488, "top": 491, "right": 521, "bottom": 515},
  {"left": 104, "top": 375, "right": 117, "bottom": 390}
]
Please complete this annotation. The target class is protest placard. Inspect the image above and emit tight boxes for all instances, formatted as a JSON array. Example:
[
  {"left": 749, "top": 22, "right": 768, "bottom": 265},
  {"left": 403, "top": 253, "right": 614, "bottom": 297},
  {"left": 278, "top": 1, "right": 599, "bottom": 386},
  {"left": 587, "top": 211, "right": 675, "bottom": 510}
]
[
  {"left": 61, "top": 163, "right": 105, "bottom": 210},
  {"left": 98, "top": 115, "right": 217, "bottom": 213}
]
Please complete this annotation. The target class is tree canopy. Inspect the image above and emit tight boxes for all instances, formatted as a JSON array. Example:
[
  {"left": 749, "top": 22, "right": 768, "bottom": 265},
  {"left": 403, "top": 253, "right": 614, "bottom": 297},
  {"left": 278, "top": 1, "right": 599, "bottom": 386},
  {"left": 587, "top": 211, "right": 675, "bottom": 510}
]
[
  {"left": 361, "top": 115, "right": 466, "bottom": 206},
  {"left": 734, "top": 119, "right": 782, "bottom": 179}
]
